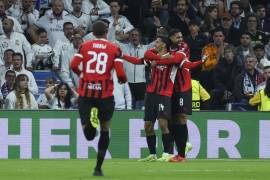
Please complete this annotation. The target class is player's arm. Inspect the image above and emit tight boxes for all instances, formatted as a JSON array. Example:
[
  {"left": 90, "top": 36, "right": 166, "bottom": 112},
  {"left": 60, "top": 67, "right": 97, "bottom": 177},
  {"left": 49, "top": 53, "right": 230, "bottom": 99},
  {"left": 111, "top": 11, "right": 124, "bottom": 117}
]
[
  {"left": 154, "top": 52, "right": 186, "bottom": 65},
  {"left": 122, "top": 54, "right": 144, "bottom": 64},
  {"left": 114, "top": 48, "right": 127, "bottom": 84},
  {"left": 114, "top": 58, "right": 127, "bottom": 84},
  {"left": 70, "top": 53, "right": 83, "bottom": 75}
]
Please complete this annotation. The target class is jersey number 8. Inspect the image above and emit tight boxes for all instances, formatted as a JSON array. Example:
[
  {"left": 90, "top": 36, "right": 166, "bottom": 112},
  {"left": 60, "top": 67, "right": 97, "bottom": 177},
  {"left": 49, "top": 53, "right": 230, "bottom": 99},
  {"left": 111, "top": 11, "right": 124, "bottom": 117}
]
[{"left": 86, "top": 51, "right": 108, "bottom": 74}]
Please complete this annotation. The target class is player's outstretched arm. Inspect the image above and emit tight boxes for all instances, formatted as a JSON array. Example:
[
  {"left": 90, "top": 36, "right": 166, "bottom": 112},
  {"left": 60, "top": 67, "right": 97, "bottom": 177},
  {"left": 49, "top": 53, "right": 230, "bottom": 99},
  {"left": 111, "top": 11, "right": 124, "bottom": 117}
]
[
  {"left": 70, "top": 54, "right": 83, "bottom": 75},
  {"left": 154, "top": 52, "right": 186, "bottom": 65},
  {"left": 122, "top": 54, "right": 144, "bottom": 64},
  {"left": 114, "top": 58, "right": 127, "bottom": 84}
]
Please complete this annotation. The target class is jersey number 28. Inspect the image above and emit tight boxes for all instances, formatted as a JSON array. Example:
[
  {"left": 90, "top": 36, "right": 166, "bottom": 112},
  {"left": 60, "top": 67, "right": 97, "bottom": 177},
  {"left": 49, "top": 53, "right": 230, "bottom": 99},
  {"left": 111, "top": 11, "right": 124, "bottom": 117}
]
[{"left": 86, "top": 51, "right": 108, "bottom": 74}]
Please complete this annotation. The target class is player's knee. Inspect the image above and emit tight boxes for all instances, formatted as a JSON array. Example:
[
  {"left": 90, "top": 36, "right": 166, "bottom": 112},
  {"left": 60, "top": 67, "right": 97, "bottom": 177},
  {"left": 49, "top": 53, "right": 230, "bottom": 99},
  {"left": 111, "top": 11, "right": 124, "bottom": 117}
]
[
  {"left": 178, "top": 114, "right": 187, "bottom": 124},
  {"left": 144, "top": 122, "right": 154, "bottom": 135},
  {"left": 158, "top": 119, "right": 169, "bottom": 134}
]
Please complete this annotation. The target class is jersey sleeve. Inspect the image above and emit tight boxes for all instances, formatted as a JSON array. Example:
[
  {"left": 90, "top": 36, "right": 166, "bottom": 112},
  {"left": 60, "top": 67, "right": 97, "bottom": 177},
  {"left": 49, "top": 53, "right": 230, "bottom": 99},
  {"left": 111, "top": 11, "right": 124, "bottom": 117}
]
[
  {"left": 155, "top": 52, "right": 186, "bottom": 65},
  {"left": 122, "top": 54, "right": 144, "bottom": 64},
  {"left": 114, "top": 56, "right": 127, "bottom": 83},
  {"left": 70, "top": 47, "right": 83, "bottom": 75}
]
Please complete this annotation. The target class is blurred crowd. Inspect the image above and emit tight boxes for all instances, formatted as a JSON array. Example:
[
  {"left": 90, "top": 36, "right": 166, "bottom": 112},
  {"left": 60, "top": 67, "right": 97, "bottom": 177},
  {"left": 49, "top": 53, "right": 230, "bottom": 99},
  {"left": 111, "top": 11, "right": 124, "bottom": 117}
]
[{"left": 0, "top": 0, "right": 270, "bottom": 111}]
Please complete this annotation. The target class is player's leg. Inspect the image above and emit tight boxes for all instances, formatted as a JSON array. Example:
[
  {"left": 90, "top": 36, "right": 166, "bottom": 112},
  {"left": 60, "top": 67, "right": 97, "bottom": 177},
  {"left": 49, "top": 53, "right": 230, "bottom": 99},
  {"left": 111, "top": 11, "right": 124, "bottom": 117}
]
[
  {"left": 93, "top": 120, "right": 111, "bottom": 176},
  {"left": 138, "top": 93, "right": 157, "bottom": 162},
  {"left": 93, "top": 97, "right": 115, "bottom": 176},
  {"left": 78, "top": 97, "right": 96, "bottom": 141},
  {"left": 156, "top": 96, "right": 173, "bottom": 162},
  {"left": 169, "top": 90, "right": 192, "bottom": 162}
]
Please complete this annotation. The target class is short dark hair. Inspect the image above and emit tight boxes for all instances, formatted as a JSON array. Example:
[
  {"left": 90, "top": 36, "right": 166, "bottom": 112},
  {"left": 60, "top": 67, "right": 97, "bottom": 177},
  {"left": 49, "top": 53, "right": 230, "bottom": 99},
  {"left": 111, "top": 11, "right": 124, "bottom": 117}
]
[
  {"left": 63, "top": 21, "right": 74, "bottom": 28},
  {"left": 4, "top": 49, "right": 15, "bottom": 55},
  {"left": 37, "top": 28, "right": 47, "bottom": 35},
  {"left": 168, "top": 28, "right": 181, "bottom": 38},
  {"left": 5, "top": 70, "right": 16, "bottom": 78},
  {"left": 92, "top": 21, "right": 108, "bottom": 36},
  {"left": 12, "top": 52, "right": 23, "bottom": 60},
  {"left": 211, "top": 27, "right": 225, "bottom": 36},
  {"left": 109, "top": 0, "right": 122, "bottom": 6},
  {"left": 157, "top": 36, "right": 170, "bottom": 51},
  {"left": 241, "top": 31, "right": 252, "bottom": 38}
]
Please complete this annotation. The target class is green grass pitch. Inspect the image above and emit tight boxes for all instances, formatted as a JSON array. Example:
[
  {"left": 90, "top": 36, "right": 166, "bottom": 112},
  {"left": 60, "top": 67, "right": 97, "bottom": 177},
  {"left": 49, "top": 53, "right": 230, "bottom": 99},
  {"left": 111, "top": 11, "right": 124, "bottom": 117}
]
[{"left": 0, "top": 159, "right": 269, "bottom": 180}]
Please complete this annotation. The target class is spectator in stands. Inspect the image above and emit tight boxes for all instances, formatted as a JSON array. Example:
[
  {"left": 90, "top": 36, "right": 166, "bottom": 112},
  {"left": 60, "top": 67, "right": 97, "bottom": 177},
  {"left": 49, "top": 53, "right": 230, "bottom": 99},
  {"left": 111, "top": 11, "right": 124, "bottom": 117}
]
[
  {"left": 0, "top": 49, "right": 14, "bottom": 82},
  {"left": 5, "top": 73, "right": 38, "bottom": 109},
  {"left": 220, "top": 12, "right": 241, "bottom": 46},
  {"left": 37, "top": 77, "right": 57, "bottom": 109},
  {"left": 235, "top": 32, "right": 255, "bottom": 64},
  {"left": 59, "top": 33, "right": 83, "bottom": 88},
  {"left": 249, "top": 77, "right": 270, "bottom": 111},
  {"left": 117, "top": 28, "right": 150, "bottom": 109},
  {"left": 0, "top": 17, "right": 33, "bottom": 69},
  {"left": 191, "top": 79, "right": 210, "bottom": 110},
  {"left": 254, "top": 43, "right": 270, "bottom": 70},
  {"left": 113, "top": 71, "right": 132, "bottom": 110},
  {"left": 143, "top": 0, "right": 169, "bottom": 42},
  {"left": 0, "top": 0, "right": 23, "bottom": 35},
  {"left": 229, "top": 1, "right": 244, "bottom": 30},
  {"left": 244, "top": 13, "right": 268, "bottom": 46},
  {"left": 5, "top": 0, "right": 21, "bottom": 19},
  {"left": 200, "top": 27, "right": 228, "bottom": 91},
  {"left": 30, "top": 0, "right": 71, "bottom": 46},
  {"left": 45, "top": 82, "right": 78, "bottom": 109},
  {"left": 200, "top": 5, "right": 220, "bottom": 38},
  {"left": 82, "top": 0, "right": 110, "bottom": 22},
  {"left": 17, "top": 0, "right": 39, "bottom": 32},
  {"left": 106, "top": 0, "right": 133, "bottom": 42},
  {"left": 255, "top": 4, "right": 270, "bottom": 35},
  {"left": 212, "top": 45, "right": 243, "bottom": 110},
  {"left": 233, "top": 55, "right": 264, "bottom": 110},
  {"left": 185, "top": 20, "right": 209, "bottom": 78},
  {"left": 257, "top": 66, "right": 270, "bottom": 92},
  {"left": 168, "top": 0, "right": 196, "bottom": 37},
  {"left": 53, "top": 21, "right": 74, "bottom": 72},
  {"left": 66, "top": 0, "right": 92, "bottom": 36},
  {"left": 12, "top": 53, "right": 38, "bottom": 95},
  {"left": 31, "top": 28, "right": 54, "bottom": 71},
  {"left": 0, "top": 70, "right": 15, "bottom": 108}
]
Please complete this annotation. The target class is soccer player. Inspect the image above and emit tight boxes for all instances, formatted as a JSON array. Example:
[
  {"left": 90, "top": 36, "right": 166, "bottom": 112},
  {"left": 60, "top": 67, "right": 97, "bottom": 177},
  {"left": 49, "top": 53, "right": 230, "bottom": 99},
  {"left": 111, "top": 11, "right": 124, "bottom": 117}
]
[
  {"left": 167, "top": 29, "right": 203, "bottom": 162},
  {"left": 70, "top": 21, "right": 127, "bottom": 176},
  {"left": 123, "top": 37, "right": 187, "bottom": 162}
]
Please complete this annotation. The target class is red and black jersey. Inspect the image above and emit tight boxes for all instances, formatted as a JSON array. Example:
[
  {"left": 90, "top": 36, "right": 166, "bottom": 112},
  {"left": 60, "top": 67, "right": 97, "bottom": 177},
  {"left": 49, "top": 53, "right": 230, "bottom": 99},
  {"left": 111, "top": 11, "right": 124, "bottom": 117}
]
[
  {"left": 144, "top": 49, "right": 186, "bottom": 97},
  {"left": 70, "top": 39, "right": 127, "bottom": 98},
  {"left": 170, "top": 42, "right": 202, "bottom": 93}
]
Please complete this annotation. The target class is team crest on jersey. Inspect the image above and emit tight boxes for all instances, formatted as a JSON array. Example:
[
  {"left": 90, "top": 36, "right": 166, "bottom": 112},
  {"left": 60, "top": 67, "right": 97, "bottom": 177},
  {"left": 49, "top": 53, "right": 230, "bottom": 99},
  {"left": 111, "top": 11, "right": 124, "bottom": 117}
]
[
  {"left": 15, "top": 40, "right": 20, "bottom": 46},
  {"left": 1, "top": 41, "right": 9, "bottom": 49},
  {"left": 156, "top": 65, "right": 166, "bottom": 71}
]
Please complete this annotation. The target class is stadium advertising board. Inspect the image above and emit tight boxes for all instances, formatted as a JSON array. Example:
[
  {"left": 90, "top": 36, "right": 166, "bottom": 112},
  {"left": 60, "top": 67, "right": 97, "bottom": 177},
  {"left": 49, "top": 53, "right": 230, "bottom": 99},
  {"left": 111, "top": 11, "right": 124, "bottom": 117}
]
[{"left": 0, "top": 111, "right": 269, "bottom": 159}]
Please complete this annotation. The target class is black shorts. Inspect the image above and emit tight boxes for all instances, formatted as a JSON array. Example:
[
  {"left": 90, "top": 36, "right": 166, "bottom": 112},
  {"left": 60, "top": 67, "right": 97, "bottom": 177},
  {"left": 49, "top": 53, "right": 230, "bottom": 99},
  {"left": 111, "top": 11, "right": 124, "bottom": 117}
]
[
  {"left": 144, "top": 93, "right": 171, "bottom": 122},
  {"left": 78, "top": 96, "right": 115, "bottom": 125},
  {"left": 172, "top": 89, "right": 192, "bottom": 115}
]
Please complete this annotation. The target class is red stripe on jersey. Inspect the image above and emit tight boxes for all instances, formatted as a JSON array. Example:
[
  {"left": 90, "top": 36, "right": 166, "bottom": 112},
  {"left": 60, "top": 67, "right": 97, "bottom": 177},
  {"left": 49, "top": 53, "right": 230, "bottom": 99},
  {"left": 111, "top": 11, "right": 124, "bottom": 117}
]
[{"left": 71, "top": 39, "right": 126, "bottom": 98}]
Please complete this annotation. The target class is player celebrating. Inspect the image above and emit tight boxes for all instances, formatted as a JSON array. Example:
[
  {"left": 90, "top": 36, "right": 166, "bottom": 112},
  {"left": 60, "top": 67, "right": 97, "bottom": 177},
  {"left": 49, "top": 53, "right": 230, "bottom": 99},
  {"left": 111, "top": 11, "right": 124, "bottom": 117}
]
[
  {"left": 123, "top": 37, "right": 187, "bottom": 162},
  {"left": 70, "top": 21, "right": 127, "bottom": 176}
]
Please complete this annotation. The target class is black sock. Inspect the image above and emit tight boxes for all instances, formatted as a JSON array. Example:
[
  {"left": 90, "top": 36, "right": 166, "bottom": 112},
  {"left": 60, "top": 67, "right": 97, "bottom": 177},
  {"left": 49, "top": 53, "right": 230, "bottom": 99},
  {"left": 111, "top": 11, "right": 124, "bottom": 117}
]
[
  {"left": 174, "top": 124, "right": 188, "bottom": 157},
  {"left": 95, "top": 131, "right": 110, "bottom": 171},
  {"left": 162, "top": 133, "right": 173, "bottom": 153},
  {"left": 168, "top": 124, "right": 175, "bottom": 154},
  {"left": 83, "top": 123, "right": 96, "bottom": 141},
  {"left": 146, "top": 135, "right": 156, "bottom": 154}
]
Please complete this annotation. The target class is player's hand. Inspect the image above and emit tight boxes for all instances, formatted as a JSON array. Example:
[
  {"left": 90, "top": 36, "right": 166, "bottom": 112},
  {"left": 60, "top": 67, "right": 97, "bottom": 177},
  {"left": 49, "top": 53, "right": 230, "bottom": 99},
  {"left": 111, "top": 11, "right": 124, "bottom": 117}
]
[
  {"left": 151, "top": 61, "right": 157, "bottom": 67},
  {"left": 202, "top": 55, "right": 209, "bottom": 63},
  {"left": 118, "top": 77, "right": 127, "bottom": 84},
  {"left": 161, "top": 53, "right": 172, "bottom": 59}
]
